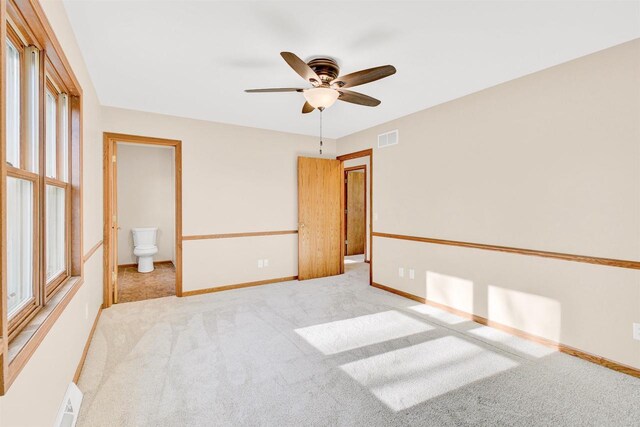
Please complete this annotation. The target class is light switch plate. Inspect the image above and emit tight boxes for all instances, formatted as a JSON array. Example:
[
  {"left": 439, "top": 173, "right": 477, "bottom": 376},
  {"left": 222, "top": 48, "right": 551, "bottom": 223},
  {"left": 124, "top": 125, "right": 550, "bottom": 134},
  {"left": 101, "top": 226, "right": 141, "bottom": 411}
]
[
  {"left": 264, "top": 259, "right": 269, "bottom": 267},
  {"left": 258, "top": 259, "right": 264, "bottom": 268},
  {"left": 398, "top": 267, "right": 404, "bottom": 278},
  {"left": 633, "top": 323, "right": 640, "bottom": 341},
  {"left": 409, "top": 269, "right": 415, "bottom": 280}
]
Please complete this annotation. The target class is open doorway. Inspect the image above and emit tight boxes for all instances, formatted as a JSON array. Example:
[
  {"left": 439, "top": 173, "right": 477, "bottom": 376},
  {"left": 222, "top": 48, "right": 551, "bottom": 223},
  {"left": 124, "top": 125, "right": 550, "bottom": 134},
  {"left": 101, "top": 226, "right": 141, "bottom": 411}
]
[
  {"left": 103, "top": 133, "right": 182, "bottom": 307},
  {"left": 338, "top": 149, "right": 373, "bottom": 285},
  {"left": 295, "top": 150, "right": 372, "bottom": 284},
  {"left": 344, "top": 166, "right": 366, "bottom": 264}
]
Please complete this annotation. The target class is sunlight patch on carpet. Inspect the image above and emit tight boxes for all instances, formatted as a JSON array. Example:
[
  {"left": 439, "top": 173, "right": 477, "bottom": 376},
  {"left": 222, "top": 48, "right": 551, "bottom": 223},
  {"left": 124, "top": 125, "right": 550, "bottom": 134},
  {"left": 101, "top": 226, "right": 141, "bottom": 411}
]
[
  {"left": 295, "top": 310, "right": 434, "bottom": 355},
  {"left": 340, "top": 335, "right": 518, "bottom": 411}
]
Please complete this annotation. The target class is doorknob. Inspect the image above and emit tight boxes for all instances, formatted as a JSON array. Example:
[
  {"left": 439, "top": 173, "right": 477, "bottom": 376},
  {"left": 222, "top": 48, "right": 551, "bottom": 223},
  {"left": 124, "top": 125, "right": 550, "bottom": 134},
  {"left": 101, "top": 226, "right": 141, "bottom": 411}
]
[{"left": 299, "top": 223, "right": 305, "bottom": 229}]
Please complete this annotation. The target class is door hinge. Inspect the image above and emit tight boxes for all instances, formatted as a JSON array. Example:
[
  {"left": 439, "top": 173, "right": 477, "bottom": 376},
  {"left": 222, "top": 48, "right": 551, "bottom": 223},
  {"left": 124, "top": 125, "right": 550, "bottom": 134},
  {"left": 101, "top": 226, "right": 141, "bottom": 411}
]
[
  {"left": 112, "top": 155, "right": 116, "bottom": 162},
  {"left": 345, "top": 209, "right": 348, "bottom": 214},
  {"left": 345, "top": 240, "right": 348, "bottom": 245},
  {"left": 113, "top": 215, "right": 117, "bottom": 223},
  {"left": 345, "top": 179, "right": 347, "bottom": 184},
  {"left": 112, "top": 271, "right": 116, "bottom": 282}
]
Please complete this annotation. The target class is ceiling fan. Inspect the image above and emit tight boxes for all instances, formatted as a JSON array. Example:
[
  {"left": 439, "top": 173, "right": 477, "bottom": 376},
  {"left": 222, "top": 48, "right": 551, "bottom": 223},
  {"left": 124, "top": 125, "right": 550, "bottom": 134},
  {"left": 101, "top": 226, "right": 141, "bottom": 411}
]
[{"left": 245, "top": 52, "right": 396, "bottom": 113}]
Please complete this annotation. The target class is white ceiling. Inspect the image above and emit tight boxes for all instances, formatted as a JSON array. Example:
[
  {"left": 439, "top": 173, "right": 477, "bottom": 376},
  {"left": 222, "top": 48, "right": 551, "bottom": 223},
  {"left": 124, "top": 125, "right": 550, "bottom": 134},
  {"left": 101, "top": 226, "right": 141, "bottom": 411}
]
[{"left": 62, "top": 1, "right": 640, "bottom": 139}]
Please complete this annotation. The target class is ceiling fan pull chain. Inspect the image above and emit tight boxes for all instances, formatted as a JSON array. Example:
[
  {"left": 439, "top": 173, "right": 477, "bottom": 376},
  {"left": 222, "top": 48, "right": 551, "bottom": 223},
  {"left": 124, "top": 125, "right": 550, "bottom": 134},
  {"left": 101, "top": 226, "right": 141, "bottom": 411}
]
[{"left": 319, "top": 109, "right": 323, "bottom": 155}]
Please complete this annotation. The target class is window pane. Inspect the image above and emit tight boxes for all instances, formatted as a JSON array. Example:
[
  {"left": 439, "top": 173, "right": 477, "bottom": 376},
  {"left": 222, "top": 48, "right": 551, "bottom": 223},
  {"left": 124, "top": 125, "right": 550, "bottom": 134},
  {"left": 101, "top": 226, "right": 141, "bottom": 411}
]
[
  {"left": 45, "top": 91, "right": 57, "bottom": 178},
  {"left": 25, "top": 46, "right": 39, "bottom": 173},
  {"left": 46, "top": 185, "right": 66, "bottom": 280},
  {"left": 59, "top": 94, "right": 69, "bottom": 182},
  {"left": 6, "top": 40, "right": 20, "bottom": 169},
  {"left": 7, "top": 177, "right": 34, "bottom": 317}
]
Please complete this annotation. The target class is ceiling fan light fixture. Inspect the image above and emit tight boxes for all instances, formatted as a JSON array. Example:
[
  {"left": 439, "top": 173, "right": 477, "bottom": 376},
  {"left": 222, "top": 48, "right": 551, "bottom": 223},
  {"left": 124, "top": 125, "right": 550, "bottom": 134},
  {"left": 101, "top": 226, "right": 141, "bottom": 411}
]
[{"left": 303, "top": 87, "right": 339, "bottom": 109}]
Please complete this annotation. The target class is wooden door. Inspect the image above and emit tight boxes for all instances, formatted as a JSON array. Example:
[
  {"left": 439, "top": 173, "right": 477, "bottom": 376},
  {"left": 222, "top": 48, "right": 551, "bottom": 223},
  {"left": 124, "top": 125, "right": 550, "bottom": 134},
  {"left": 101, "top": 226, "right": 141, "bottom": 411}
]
[
  {"left": 298, "top": 157, "right": 343, "bottom": 280},
  {"left": 346, "top": 170, "right": 365, "bottom": 255}
]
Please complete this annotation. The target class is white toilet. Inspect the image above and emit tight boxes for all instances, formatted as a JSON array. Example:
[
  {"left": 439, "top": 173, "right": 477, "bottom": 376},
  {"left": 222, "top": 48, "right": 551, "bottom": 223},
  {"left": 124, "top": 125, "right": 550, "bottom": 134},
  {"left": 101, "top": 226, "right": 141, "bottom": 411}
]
[{"left": 132, "top": 227, "right": 158, "bottom": 273}]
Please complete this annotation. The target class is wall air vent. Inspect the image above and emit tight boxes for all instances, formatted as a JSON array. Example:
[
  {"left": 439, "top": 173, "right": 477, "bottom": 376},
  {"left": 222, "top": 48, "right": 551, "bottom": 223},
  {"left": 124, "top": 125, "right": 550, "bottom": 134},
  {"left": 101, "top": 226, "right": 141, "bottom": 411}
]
[
  {"left": 378, "top": 130, "right": 399, "bottom": 148},
  {"left": 54, "top": 383, "right": 83, "bottom": 427}
]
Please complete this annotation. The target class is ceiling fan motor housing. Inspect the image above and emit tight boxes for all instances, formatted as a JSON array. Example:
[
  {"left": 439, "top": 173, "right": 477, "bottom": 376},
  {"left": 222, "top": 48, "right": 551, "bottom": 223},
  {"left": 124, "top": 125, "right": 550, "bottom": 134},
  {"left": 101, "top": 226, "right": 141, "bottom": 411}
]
[
  {"left": 245, "top": 51, "right": 394, "bottom": 110},
  {"left": 307, "top": 57, "right": 340, "bottom": 84}
]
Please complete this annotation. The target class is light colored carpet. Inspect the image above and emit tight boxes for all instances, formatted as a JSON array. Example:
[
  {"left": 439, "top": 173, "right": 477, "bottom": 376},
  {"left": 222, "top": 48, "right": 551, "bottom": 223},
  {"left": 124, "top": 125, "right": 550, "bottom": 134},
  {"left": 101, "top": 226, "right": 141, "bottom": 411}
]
[
  {"left": 344, "top": 254, "right": 365, "bottom": 264},
  {"left": 77, "top": 263, "right": 640, "bottom": 426}
]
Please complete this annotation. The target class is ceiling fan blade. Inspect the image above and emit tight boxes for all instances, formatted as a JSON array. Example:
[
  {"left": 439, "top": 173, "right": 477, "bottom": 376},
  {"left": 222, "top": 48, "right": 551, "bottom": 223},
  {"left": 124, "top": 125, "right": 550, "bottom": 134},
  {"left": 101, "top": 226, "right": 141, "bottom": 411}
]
[
  {"left": 280, "top": 52, "right": 321, "bottom": 86},
  {"left": 302, "top": 101, "right": 315, "bottom": 114},
  {"left": 332, "top": 65, "right": 396, "bottom": 88},
  {"left": 338, "top": 90, "right": 381, "bottom": 107},
  {"left": 245, "top": 88, "right": 304, "bottom": 93}
]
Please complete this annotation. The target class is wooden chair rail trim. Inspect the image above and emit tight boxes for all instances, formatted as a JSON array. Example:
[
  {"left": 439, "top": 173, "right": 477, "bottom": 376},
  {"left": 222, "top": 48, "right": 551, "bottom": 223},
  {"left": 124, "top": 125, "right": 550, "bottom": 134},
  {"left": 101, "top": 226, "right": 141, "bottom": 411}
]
[
  {"left": 182, "top": 276, "right": 298, "bottom": 296},
  {"left": 82, "top": 240, "right": 103, "bottom": 263},
  {"left": 373, "top": 232, "right": 640, "bottom": 270},
  {"left": 371, "top": 282, "right": 640, "bottom": 378},
  {"left": 182, "top": 230, "right": 298, "bottom": 241}
]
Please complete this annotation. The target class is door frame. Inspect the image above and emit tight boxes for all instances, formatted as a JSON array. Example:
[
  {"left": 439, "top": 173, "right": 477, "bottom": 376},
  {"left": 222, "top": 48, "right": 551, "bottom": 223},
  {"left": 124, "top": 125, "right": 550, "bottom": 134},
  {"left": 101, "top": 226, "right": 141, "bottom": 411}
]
[
  {"left": 337, "top": 149, "right": 373, "bottom": 286},
  {"left": 344, "top": 165, "right": 367, "bottom": 259},
  {"left": 102, "top": 132, "right": 183, "bottom": 308}
]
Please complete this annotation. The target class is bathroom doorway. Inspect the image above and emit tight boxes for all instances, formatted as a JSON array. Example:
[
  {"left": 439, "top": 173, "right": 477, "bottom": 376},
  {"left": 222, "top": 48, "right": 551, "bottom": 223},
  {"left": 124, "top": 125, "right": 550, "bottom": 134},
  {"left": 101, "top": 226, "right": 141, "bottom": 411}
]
[{"left": 103, "top": 133, "right": 182, "bottom": 307}]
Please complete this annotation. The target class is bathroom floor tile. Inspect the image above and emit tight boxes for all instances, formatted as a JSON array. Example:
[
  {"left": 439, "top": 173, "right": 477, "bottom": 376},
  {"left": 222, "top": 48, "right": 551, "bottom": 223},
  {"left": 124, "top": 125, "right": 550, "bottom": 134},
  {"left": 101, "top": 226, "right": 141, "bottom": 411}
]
[{"left": 117, "top": 262, "right": 176, "bottom": 304}]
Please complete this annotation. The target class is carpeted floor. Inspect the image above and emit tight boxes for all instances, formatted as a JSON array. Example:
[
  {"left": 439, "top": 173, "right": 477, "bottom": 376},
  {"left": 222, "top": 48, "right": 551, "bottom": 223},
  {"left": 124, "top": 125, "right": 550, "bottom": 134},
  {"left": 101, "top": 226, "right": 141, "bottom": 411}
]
[
  {"left": 345, "top": 254, "right": 365, "bottom": 264},
  {"left": 77, "top": 262, "right": 640, "bottom": 426}
]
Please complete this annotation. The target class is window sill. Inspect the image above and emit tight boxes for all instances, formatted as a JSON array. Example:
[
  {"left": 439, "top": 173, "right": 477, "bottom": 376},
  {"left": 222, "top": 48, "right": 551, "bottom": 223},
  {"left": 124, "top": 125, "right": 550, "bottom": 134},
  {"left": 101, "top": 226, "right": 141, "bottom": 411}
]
[{"left": 4, "top": 276, "right": 84, "bottom": 393}]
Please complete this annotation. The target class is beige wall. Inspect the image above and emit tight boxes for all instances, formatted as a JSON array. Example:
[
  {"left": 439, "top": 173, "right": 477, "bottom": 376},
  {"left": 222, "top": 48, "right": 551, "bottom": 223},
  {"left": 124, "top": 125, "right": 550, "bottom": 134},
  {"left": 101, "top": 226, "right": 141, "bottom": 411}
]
[
  {"left": 0, "top": 1, "right": 104, "bottom": 426},
  {"left": 337, "top": 39, "right": 640, "bottom": 369},
  {"left": 101, "top": 107, "right": 336, "bottom": 291},
  {"left": 116, "top": 143, "right": 175, "bottom": 265}
]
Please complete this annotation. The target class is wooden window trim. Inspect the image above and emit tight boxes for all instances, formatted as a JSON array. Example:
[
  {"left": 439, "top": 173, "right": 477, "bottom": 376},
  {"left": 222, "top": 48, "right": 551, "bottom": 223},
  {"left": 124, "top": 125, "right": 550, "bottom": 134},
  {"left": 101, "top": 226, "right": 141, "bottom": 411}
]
[
  {"left": 5, "top": 25, "right": 23, "bottom": 172},
  {"left": 1, "top": 0, "right": 84, "bottom": 395},
  {"left": 6, "top": 19, "right": 24, "bottom": 50},
  {"left": 6, "top": 0, "right": 41, "bottom": 50},
  {"left": 44, "top": 80, "right": 57, "bottom": 178},
  {"left": 45, "top": 270, "right": 66, "bottom": 298},
  {"left": 43, "top": 181, "right": 70, "bottom": 300},
  {"left": 5, "top": 169, "right": 40, "bottom": 339},
  {"left": 43, "top": 71, "right": 71, "bottom": 300}
]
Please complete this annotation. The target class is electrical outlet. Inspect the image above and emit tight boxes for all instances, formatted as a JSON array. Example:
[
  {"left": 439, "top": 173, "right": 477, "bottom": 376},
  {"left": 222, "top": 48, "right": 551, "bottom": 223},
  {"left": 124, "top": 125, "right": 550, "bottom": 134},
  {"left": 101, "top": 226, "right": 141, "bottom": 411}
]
[
  {"left": 409, "top": 269, "right": 415, "bottom": 280},
  {"left": 633, "top": 323, "right": 640, "bottom": 341},
  {"left": 398, "top": 267, "right": 404, "bottom": 278},
  {"left": 258, "top": 259, "right": 264, "bottom": 268},
  {"left": 264, "top": 259, "right": 269, "bottom": 267}
]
